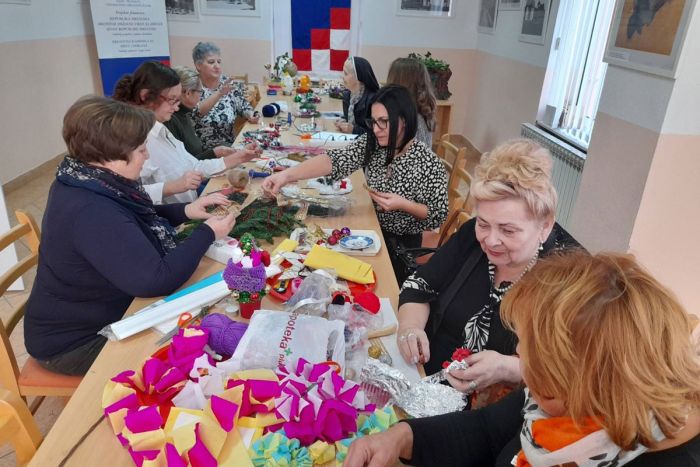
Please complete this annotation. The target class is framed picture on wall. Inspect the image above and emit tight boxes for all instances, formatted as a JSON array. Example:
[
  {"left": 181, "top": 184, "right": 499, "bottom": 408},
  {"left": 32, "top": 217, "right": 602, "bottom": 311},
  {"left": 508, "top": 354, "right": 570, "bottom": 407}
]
[
  {"left": 166, "top": 0, "right": 199, "bottom": 22},
  {"left": 500, "top": 0, "right": 521, "bottom": 11},
  {"left": 396, "top": 0, "right": 454, "bottom": 18},
  {"left": 604, "top": 0, "right": 695, "bottom": 78},
  {"left": 478, "top": 0, "right": 499, "bottom": 33},
  {"left": 519, "top": 0, "right": 551, "bottom": 44},
  {"left": 201, "top": 0, "right": 259, "bottom": 17}
]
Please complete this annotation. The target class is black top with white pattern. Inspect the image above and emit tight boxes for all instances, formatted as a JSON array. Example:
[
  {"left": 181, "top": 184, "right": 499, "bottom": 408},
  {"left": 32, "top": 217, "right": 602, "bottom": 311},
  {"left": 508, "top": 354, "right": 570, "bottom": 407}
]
[
  {"left": 193, "top": 75, "right": 254, "bottom": 150},
  {"left": 399, "top": 217, "right": 581, "bottom": 375},
  {"left": 326, "top": 134, "right": 448, "bottom": 236}
]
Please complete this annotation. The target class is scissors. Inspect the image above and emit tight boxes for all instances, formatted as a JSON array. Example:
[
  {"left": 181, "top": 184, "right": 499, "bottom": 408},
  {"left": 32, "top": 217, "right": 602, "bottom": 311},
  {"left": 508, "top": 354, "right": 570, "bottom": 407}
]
[{"left": 155, "top": 310, "right": 197, "bottom": 346}]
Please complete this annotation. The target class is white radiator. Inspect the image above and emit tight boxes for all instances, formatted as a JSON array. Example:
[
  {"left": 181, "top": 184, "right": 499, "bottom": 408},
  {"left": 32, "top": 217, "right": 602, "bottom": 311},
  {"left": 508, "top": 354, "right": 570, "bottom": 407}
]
[{"left": 521, "top": 123, "right": 585, "bottom": 229}]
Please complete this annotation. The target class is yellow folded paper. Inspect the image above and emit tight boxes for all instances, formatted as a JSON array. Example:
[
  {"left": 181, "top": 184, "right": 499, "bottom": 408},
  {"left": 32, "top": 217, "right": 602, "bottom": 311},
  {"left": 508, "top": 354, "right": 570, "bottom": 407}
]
[
  {"left": 273, "top": 239, "right": 299, "bottom": 256},
  {"left": 304, "top": 245, "right": 375, "bottom": 284}
]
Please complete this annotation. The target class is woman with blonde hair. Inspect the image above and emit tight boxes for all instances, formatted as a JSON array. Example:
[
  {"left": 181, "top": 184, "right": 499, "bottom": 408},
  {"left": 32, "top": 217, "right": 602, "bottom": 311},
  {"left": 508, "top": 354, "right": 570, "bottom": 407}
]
[
  {"left": 346, "top": 251, "right": 700, "bottom": 466},
  {"left": 386, "top": 57, "right": 436, "bottom": 147},
  {"left": 397, "top": 138, "right": 581, "bottom": 407}
]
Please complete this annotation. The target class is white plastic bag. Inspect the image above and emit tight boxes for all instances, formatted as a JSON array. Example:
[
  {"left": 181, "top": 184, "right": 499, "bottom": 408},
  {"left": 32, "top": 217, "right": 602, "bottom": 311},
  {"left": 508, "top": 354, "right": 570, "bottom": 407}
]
[{"left": 221, "top": 310, "right": 346, "bottom": 373}]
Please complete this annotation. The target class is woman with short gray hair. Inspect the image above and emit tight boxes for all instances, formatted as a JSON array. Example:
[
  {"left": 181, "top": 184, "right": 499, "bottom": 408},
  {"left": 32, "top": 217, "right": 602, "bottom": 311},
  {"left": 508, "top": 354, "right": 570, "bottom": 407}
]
[
  {"left": 165, "top": 65, "right": 260, "bottom": 161},
  {"left": 190, "top": 41, "right": 259, "bottom": 150}
]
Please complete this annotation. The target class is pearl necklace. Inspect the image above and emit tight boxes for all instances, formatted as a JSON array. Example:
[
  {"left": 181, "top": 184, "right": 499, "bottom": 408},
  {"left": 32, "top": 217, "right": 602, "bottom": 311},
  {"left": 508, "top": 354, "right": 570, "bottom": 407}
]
[{"left": 493, "top": 249, "right": 540, "bottom": 295}]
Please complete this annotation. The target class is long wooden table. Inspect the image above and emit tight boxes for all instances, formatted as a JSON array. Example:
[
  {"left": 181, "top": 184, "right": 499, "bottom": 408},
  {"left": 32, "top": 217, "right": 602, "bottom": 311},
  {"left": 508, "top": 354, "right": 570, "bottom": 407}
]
[{"left": 30, "top": 91, "right": 402, "bottom": 466}]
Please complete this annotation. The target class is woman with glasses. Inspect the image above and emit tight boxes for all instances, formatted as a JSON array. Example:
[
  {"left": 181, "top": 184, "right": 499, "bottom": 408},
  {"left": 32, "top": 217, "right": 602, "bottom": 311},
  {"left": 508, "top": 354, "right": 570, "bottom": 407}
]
[
  {"left": 191, "top": 42, "right": 259, "bottom": 150},
  {"left": 262, "top": 85, "right": 448, "bottom": 283},
  {"left": 166, "top": 66, "right": 260, "bottom": 161},
  {"left": 335, "top": 56, "right": 380, "bottom": 135},
  {"left": 113, "top": 61, "right": 258, "bottom": 204}
]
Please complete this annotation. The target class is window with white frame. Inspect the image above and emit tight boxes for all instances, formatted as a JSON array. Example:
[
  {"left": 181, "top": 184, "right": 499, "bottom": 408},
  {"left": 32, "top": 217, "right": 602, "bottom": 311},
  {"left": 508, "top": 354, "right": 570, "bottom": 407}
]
[{"left": 538, "top": 0, "right": 616, "bottom": 151}]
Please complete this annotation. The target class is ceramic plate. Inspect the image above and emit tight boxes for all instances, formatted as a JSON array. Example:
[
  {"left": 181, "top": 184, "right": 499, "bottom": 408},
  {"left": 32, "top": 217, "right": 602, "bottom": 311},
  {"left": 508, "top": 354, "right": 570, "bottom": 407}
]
[{"left": 339, "top": 235, "right": 374, "bottom": 250}]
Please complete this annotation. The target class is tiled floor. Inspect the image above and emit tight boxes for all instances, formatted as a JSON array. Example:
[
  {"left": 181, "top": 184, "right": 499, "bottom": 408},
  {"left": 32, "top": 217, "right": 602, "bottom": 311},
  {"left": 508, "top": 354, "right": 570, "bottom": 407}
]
[{"left": 1, "top": 162, "right": 65, "bottom": 466}]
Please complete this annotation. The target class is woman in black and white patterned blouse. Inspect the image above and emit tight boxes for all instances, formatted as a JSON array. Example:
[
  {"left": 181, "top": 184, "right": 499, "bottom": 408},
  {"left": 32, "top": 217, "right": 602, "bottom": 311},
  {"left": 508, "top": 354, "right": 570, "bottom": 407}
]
[
  {"left": 191, "top": 42, "right": 259, "bottom": 150},
  {"left": 263, "top": 85, "right": 448, "bottom": 283}
]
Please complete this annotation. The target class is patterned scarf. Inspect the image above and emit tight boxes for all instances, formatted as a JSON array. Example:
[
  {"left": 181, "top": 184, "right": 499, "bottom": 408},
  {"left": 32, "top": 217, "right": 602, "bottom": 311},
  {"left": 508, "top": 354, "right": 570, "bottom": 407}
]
[
  {"left": 56, "top": 156, "right": 177, "bottom": 255},
  {"left": 462, "top": 262, "right": 508, "bottom": 352},
  {"left": 517, "top": 389, "right": 664, "bottom": 467}
]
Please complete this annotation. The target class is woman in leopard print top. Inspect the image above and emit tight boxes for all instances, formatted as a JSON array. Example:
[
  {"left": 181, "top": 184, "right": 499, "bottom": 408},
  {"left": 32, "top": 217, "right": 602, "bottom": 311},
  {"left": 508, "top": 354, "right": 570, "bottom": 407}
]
[{"left": 263, "top": 85, "right": 448, "bottom": 282}]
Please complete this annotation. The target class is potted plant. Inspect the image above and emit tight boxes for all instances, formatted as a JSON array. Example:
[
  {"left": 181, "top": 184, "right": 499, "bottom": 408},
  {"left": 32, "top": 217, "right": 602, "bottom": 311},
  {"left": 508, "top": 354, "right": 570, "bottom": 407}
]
[
  {"left": 222, "top": 233, "right": 269, "bottom": 319},
  {"left": 408, "top": 51, "right": 452, "bottom": 100},
  {"left": 264, "top": 52, "right": 298, "bottom": 82}
]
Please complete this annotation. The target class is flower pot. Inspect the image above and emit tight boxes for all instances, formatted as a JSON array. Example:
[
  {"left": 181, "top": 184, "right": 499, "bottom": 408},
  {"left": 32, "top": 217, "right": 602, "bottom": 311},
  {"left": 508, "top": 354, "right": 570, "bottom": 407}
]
[
  {"left": 429, "top": 68, "right": 452, "bottom": 100},
  {"left": 239, "top": 299, "right": 262, "bottom": 319}
]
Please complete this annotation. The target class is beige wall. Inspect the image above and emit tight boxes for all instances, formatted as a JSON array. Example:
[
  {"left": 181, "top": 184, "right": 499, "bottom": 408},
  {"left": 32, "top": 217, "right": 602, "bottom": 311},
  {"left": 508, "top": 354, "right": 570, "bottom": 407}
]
[
  {"left": 360, "top": 45, "right": 475, "bottom": 145},
  {"left": 628, "top": 134, "right": 700, "bottom": 314},
  {"left": 0, "top": 35, "right": 100, "bottom": 184},
  {"left": 168, "top": 36, "right": 271, "bottom": 83},
  {"left": 463, "top": 51, "right": 546, "bottom": 151},
  {"left": 570, "top": 112, "right": 660, "bottom": 253}
]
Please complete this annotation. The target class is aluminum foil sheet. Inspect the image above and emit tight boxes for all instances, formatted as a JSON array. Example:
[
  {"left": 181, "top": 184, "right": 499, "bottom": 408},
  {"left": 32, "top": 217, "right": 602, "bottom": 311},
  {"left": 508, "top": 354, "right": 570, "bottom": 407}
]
[
  {"left": 361, "top": 358, "right": 466, "bottom": 417},
  {"left": 421, "top": 359, "right": 469, "bottom": 385}
]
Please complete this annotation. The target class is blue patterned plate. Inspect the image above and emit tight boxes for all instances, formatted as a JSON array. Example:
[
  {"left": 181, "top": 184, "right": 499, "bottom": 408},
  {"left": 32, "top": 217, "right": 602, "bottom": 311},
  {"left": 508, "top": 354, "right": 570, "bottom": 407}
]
[{"left": 339, "top": 235, "right": 374, "bottom": 250}]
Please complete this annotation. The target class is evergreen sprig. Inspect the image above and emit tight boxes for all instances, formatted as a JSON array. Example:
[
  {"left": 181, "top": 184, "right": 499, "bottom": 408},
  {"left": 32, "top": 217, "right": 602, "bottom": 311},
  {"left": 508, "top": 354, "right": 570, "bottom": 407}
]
[{"left": 177, "top": 198, "right": 303, "bottom": 244}]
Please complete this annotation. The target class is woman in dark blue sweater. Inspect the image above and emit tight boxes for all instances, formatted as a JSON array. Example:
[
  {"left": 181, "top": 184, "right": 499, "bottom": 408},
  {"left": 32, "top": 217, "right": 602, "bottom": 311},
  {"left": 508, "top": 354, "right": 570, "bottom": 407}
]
[{"left": 24, "top": 95, "right": 235, "bottom": 376}]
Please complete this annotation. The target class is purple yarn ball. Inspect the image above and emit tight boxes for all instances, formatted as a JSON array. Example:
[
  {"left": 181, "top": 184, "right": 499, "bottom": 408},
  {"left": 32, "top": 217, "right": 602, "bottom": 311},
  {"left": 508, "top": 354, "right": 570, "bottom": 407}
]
[{"left": 199, "top": 313, "right": 248, "bottom": 356}]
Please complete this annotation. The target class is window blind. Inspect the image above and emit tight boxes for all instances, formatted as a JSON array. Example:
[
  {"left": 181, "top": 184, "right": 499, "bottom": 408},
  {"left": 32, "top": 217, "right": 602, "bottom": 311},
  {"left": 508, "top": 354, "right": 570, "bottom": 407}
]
[{"left": 541, "top": 0, "right": 615, "bottom": 150}]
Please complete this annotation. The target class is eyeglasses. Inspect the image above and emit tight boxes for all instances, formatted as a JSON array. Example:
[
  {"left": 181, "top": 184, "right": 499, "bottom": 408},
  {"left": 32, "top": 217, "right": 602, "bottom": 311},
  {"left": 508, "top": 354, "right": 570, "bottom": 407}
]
[
  {"left": 365, "top": 117, "right": 390, "bottom": 130},
  {"left": 159, "top": 94, "right": 181, "bottom": 106}
]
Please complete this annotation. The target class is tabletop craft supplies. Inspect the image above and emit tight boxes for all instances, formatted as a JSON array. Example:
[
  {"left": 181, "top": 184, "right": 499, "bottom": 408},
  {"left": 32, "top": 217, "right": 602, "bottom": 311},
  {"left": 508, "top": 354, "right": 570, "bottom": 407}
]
[
  {"left": 101, "top": 320, "right": 399, "bottom": 466},
  {"left": 100, "top": 234, "right": 468, "bottom": 465}
]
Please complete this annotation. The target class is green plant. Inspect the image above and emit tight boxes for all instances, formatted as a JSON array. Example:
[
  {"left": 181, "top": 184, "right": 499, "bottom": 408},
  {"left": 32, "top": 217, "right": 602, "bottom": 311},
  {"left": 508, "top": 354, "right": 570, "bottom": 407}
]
[{"left": 408, "top": 51, "right": 450, "bottom": 72}]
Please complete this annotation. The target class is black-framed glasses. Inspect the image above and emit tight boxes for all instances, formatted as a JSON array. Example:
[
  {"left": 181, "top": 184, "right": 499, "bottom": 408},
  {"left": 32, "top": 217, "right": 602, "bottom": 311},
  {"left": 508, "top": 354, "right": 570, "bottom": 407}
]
[{"left": 365, "top": 117, "right": 390, "bottom": 130}]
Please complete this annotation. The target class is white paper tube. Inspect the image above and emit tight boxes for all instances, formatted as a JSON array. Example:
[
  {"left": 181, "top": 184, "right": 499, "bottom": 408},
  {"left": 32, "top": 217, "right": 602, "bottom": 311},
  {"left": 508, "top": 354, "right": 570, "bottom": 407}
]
[{"left": 100, "top": 280, "right": 230, "bottom": 341}]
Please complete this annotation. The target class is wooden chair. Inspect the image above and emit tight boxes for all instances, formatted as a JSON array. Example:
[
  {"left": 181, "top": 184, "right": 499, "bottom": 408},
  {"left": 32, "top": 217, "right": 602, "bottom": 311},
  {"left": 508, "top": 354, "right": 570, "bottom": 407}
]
[
  {"left": 230, "top": 73, "right": 249, "bottom": 85},
  {"left": 233, "top": 84, "right": 262, "bottom": 138},
  {"left": 0, "top": 388, "right": 42, "bottom": 466},
  {"left": 439, "top": 133, "right": 482, "bottom": 176},
  {"left": 0, "top": 210, "right": 82, "bottom": 413},
  {"left": 447, "top": 162, "right": 474, "bottom": 216},
  {"left": 436, "top": 137, "right": 466, "bottom": 183},
  {"left": 421, "top": 138, "right": 476, "bottom": 258},
  {"left": 435, "top": 207, "right": 473, "bottom": 248},
  {"left": 414, "top": 207, "right": 474, "bottom": 265}
]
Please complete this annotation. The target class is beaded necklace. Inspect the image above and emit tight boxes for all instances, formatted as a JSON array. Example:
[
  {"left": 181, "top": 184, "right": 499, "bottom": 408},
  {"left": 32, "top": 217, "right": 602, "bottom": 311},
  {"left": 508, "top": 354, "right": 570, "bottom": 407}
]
[{"left": 492, "top": 249, "right": 540, "bottom": 294}]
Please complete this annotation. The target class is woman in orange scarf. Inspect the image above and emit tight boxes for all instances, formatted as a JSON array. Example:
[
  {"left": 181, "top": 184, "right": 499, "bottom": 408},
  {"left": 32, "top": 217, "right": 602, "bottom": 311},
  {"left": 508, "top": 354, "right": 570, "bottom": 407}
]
[{"left": 345, "top": 250, "right": 700, "bottom": 466}]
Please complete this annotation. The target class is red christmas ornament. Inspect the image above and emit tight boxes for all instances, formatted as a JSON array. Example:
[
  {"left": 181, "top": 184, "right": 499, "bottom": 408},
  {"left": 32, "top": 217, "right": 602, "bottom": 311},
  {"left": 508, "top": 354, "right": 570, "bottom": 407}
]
[{"left": 261, "top": 250, "right": 271, "bottom": 266}]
